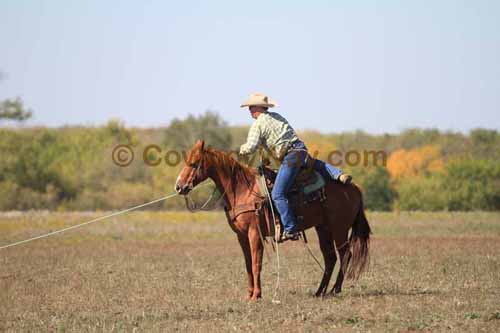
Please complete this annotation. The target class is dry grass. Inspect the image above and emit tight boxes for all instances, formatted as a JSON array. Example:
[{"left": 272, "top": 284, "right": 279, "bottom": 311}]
[{"left": 1, "top": 211, "right": 499, "bottom": 332}]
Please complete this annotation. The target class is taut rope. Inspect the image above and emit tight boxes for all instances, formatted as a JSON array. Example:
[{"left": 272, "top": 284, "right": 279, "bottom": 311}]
[{"left": 0, "top": 182, "right": 213, "bottom": 251}]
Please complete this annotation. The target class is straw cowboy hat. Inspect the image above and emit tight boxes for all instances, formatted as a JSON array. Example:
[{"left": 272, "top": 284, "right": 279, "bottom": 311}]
[{"left": 240, "top": 93, "right": 277, "bottom": 108}]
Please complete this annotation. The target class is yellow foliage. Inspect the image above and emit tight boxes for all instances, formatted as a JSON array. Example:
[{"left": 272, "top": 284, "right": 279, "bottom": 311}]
[{"left": 387, "top": 145, "right": 444, "bottom": 180}]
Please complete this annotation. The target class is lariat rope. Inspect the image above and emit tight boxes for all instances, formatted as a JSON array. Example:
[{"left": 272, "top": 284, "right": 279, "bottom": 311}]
[
  {"left": 0, "top": 182, "right": 213, "bottom": 251},
  {"left": 184, "top": 185, "right": 226, "bottom": 212},
  {"left": 256, "top": 172, "right": 282, "bottom": 304},
  {"left": 257, "top": 162, "right": 325, "bottom": 297},
  {"left": 302, "top": 241, "right": 325, "bottom": 273}
]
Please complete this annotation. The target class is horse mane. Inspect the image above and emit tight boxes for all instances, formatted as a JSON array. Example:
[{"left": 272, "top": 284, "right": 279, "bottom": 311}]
[{"left": 204, "top": 147, "right": 256, "bottom": 182}]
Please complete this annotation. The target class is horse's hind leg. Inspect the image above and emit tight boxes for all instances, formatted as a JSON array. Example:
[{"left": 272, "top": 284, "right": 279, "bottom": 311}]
[
  {"left": 330, "top": 235, "right": 350, "bottom": 295},
  {"left": 314, "top": 225, "right": 337, "bottom": 297}
]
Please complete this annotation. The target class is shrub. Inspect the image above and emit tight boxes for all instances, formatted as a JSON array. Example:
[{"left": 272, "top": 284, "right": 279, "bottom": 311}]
[
  {"left": 445, "top": 160, "right": 500, "bottom": 211},
  {"left": 395, "top": 175, "right": 447, "bottom": 211},
  {"left": 353, "top": 166, "right": 396, "bottom": 211}
]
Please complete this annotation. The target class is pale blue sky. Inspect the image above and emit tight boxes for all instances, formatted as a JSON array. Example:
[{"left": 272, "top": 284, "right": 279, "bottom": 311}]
[{"left": 1, "top": 0, "right": 499, "bottom": 133}]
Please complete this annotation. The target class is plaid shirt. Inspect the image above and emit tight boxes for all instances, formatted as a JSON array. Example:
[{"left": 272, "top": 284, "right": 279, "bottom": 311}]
[{"left": 239, "top": 111, "right": 299, "bottom": 160}]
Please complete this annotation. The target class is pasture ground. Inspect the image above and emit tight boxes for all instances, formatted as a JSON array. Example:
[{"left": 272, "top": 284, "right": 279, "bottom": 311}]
[{"left": 1, "top": 211, "right": 499, "bottom": 332}]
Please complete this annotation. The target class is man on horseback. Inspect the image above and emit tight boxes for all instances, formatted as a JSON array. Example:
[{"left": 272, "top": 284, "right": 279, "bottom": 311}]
[{"left": 239, "top": 93, "right": 352, "bottom": 242}]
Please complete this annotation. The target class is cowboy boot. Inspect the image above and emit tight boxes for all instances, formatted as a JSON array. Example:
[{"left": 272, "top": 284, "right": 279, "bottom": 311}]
[
  {"left": 279, "top": 230, "right": 300, "bottom": 242},
  {"left": 339, "top": 174, "right": 352, "bottom": 184}
]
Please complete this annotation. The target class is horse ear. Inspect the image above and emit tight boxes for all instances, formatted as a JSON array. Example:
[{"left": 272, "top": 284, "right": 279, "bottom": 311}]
[{"left": 195, "top": 139, "right": 205, "bottom": 151}]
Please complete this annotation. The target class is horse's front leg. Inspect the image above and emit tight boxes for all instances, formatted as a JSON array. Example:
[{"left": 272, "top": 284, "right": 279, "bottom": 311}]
[
  {"left": 248, "top": 224, "right": 264, "bottom": 300},
  {"left": 237, "top": 233, "right": 254, "bottom": 299}
]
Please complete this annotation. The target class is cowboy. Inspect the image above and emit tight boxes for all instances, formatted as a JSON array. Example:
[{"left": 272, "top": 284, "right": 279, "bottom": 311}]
[{"left": 239, "top": 93, "right": 352, "bottom": 242}]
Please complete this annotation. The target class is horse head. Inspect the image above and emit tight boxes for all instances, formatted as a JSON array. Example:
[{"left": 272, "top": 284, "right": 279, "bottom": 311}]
[{"left": 175, "top": 140, "right": 211, "bottom": 195}]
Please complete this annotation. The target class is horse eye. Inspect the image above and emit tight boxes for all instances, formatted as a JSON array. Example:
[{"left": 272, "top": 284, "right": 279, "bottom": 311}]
[{"left": 189, "top": 162, "right": 198, "bottom": 168}]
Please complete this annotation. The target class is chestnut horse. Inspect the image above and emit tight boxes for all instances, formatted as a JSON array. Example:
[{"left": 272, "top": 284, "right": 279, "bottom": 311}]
[{"left": 175, "top": 140, "right": 371, "bottom": 300}]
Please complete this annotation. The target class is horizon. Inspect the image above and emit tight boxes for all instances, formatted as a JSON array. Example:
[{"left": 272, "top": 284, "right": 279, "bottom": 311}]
[{"left": 0, "top": 117, "right": 494, "bottom": 137}]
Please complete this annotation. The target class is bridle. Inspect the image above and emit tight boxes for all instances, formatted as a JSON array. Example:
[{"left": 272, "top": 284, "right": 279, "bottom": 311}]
[{"left": 183, "top": 149, "right": 226, "bottom": 212}]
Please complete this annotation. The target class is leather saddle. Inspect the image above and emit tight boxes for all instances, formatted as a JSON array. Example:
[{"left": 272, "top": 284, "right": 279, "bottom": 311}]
[
  {"left": 259, "top": 154, "right": 328, "bottom": 209},
  {"left": 256, "top": 155, "right": 328, "bottom": 237},
  {"left": 224, "top": 155, "right": 328, "bottom": 239}
]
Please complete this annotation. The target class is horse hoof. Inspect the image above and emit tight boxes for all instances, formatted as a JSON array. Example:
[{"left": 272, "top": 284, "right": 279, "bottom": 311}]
[
  {"left": 314, "top": 291, "right": 329, "bottom": 298},
  {"left": 330, "top": 289, "right": 342, "bottom": 296}
]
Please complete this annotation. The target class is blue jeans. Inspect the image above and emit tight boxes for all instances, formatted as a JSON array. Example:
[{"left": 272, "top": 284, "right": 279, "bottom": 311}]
[
  {"left": 312, "top": 159, "right": 343, "bottom": 181},
  {"left": 271, "top": 141, "right": 308, "bottom": 233},
  {"left": 271, "top": 140, "right": 344, "bottom": 233}
]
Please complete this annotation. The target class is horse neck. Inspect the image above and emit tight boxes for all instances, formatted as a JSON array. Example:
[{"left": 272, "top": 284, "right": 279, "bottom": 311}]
[{"left": 206, "top": 155, "right": 255, "bottom": 209}]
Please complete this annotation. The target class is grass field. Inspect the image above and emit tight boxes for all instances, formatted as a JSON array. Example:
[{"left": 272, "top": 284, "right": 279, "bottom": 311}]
[{"left": 1, "top": 211, "right": 499, "bottom": 332}]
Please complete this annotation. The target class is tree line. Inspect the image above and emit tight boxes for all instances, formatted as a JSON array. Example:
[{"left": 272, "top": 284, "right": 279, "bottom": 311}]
[{"left": 0, "top": 112, "right": 499, "bottom": 211}]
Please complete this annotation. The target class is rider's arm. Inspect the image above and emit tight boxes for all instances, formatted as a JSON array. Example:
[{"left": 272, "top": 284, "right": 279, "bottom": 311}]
[{"left": 239, "top": 120, "right": 262, "bottom": 155}]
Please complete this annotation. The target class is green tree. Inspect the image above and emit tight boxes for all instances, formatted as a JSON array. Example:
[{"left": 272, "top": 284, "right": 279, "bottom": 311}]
[
  {"left": 104, "top": 119, "right": 137, "bottom": 144},
  {"left": 395, "top": 175, "right": 447, "bottom": 211},
  {"left": 163, "top": 111, "right": 232, "bottom": 151},
  {"left": 0, "top": 98, "right": 32, "bottom": 122},
  {"left": 351, "top": 166, "right": 396, "bottom": 211},
  {"left": 14, "top": 130, "right": 66, "bottom": 194},
  {"left": 444, "top": 160, "right": 500, "bottom": 211},
  {"left": 470, "top": 129, "right": 499, "bottom": 161},
  {"left": 398, "top": 128, "right": 441, "bottom": 150}
]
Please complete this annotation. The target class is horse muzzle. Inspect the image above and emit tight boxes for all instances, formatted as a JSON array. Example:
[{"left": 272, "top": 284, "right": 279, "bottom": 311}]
[{"left": 175, "top": 182, "right": 193, "bottom": 195}]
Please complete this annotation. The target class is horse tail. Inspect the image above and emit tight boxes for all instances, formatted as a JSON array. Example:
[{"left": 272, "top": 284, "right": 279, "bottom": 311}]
[{"left": 344, "top": 185, "right": 371, "bottom": 280}]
